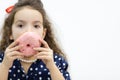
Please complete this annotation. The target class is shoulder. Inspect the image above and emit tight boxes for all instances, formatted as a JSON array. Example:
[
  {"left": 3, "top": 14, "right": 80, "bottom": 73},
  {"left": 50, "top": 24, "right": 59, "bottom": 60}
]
[
  {"left": 53, "top": 53, "right": 67, "bottom": 63},
  {"left": 0, "top": 51, "right": 4, "bottom": 63},
  {"left": 53, "top": 53, "right": 71, "bottom": 80},
  {"left": 53, "top": 53, "right": 69, "bottom": 69}
]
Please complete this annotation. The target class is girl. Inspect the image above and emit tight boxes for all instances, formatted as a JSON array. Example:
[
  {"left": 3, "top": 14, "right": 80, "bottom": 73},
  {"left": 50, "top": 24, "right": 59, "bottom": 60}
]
[{"left": 0, "top": 0, "right": 71, "bottom": 80}]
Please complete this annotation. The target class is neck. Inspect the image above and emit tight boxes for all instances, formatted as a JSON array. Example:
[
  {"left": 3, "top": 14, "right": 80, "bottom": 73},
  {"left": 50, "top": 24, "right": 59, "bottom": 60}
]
[{"left": 20, "top": 56, "right": 37, "bottom": 63}]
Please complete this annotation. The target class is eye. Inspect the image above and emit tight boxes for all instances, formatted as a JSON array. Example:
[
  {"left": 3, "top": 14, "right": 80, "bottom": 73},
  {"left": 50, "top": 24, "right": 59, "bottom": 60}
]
[
  {"left": 34, "top": 25, "right": 40, "bottom": 28},
  {"left": 17, "top": 24, "right": 23, "bottom": 28}
]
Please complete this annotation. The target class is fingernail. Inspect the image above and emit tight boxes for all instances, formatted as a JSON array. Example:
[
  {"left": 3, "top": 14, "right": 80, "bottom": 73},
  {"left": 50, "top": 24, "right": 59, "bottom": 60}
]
[
  {"left": 21, "top": 45, "right": 24, "bottom": 47},
  {"left": 33, "top": 48, "right": 36, "bottom": 50},
  {"left": 34, "top": 55, "right": 36, "bottom": 57}
]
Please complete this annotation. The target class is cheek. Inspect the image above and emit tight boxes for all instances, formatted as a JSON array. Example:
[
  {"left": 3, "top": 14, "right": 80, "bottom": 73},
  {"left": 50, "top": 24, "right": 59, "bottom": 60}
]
[
  {"left": 37, "top": 31, "right": 45, "bottom": 39},
  {"left": 11, "top": 27, "right": 20, "bottom": 40},
  {"left": 12, "top": 31, "right": 24, "bottom": 40},
  {"left": 39, "top": 32, "right": 44, "bottom": 38},
  {"left": 41, "top": 29, "right": 46, "bottom": 39}
]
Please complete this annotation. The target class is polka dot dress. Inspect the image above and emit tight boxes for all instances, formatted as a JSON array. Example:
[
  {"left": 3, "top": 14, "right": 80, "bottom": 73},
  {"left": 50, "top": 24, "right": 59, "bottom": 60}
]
[{"left": 0, "top": 51, "right": 71, "bottom": 80}]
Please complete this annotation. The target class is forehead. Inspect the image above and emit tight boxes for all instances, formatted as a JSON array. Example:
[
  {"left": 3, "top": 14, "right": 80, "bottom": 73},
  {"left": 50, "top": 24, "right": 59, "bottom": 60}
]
[{"left": 14, "top": 7, "right": 43, "bottom": 23}]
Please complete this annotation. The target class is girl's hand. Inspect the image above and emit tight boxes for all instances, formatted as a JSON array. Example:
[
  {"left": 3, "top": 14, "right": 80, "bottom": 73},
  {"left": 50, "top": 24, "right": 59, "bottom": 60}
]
[
  {"left": 34, "top": 39, "right": 55, "bottom": 69},
  {"left": 2, "top": 41, "right": 23, "bottom": 69}
]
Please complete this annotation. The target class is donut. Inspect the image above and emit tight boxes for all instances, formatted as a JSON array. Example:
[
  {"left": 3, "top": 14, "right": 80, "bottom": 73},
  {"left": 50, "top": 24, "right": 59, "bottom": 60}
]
[{"left": 16, "top": 32, "right": 41, "bottom": 57}]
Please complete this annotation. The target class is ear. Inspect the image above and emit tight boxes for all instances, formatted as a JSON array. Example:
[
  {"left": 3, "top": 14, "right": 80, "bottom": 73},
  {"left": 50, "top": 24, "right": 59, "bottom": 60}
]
[
  {"left": 10, "top": 35, "right": 13, "bottom": 40},
  {"left": 42, "top": 28, "right": 47, "bottom": 39}
]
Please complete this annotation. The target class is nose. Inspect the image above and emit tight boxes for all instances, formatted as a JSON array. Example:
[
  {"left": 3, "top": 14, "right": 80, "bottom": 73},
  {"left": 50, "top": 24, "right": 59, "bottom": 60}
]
[{"left": 26, "top": 26, "right": 33, "bottom": 32}]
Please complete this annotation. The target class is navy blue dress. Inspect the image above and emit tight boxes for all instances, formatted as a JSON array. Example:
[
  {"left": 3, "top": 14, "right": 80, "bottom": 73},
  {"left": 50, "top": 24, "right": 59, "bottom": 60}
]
[{"left": 0, "top": 51, "right": 71, "bottom": 80}]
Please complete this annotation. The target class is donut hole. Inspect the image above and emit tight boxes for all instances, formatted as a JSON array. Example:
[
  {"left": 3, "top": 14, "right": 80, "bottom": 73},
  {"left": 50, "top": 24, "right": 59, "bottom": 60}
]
[
  {"left": 22, "top": 49, "right": 24, "bottom": 52},
  {"left": 26, "top": 44, "right": 31, "bottom": 47}
]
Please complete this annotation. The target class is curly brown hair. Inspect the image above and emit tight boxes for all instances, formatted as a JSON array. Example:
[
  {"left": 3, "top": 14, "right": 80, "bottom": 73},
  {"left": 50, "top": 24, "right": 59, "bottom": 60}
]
[{"left": 0, "top": 0, "right": 66, "bottom": 59}]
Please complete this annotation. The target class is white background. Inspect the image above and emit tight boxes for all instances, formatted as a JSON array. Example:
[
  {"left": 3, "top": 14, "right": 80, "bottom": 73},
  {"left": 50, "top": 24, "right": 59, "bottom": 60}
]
[{"left": 1, "top": 0, "right": 120, "bottom": 80}]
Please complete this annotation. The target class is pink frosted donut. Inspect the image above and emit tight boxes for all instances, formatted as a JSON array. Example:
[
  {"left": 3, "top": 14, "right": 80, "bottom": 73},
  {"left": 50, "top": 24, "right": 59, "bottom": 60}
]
[{"left": 16, "top": 32, "right": 41, "bottom": 57}]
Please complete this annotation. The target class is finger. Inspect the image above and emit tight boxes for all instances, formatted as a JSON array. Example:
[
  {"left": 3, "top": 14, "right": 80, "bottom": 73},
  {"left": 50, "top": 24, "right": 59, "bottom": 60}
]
[
  {"left": 40, "top": 39, "right": 49, "bottom": 48},
  {"left": 36, "top": 55, "right": 51, "bottom": 60},
  {"left": 35, "top": 52, "right": 53, "bottom": 59},
  {"left": 35, "top": 52, "right": 48, "bottom": 56},
  {"left": 9, "top": 45, "right": 23, "bottom": 52},
  {"left": 5, "top": 51, "right": 23, "bottom": 61},
  {"left": 8, "top": 51, "right": 23, "bottom": 57},
  {"left": 8, "top": 41, "right": 19, "bottom": 48},
  {"left": 34, "top": 47, "right": 50, "bottom": 52},
  {"left": 11, "top": 55, "right": 24, "bottom": 60}
]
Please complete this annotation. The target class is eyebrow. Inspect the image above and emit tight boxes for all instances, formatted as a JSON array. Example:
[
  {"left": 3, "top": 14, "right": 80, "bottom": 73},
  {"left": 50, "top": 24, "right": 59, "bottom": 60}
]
[
  {"left": 14, "top": 20, "right": 43, "bottom": 24},
  {"left": 33, "top": 21, "right": 43, "bottom": 24},
  {"left": 14, "top": 20, "right": 25, "bottom": 24}
]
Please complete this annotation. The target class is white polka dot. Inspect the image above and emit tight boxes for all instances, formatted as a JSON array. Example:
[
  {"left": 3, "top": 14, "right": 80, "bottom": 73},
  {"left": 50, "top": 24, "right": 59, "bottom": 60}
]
[
  {"left": 48, "top": 72, "right": 50, "bottom": 75},
  {"left": 61, "top": 70, "right": 63, "bottom": 72},
  {"left": 55, "top": 55, "right": 58, "bottom": 58},
  {"left": 39, "top": 77, "right": 42, "bottom": 80},
  {"left": 30, "top": 68, "right": 33, "bottom": 71},
  {"left": 0, "top": 58, "right": 2, "bottom": 60},
  {"left": 35, "top": 74, "right": 37, "bottom": 76},
  {"left": 40, "top": 65, "right": 43, "bottom": 68},
  {"left": 38, "top": 72, "right": 42, "bottom": 75},
  {"left": 13, "top": 74, "right": 16, "bottom": 77},
  {"left": 44, "top": 68, "right": 47, "bottom": 71},
  {"left": 35, "top": 67, "right": 38, "bottom": 71},
  {"left": 9, "top": 70, "right": 12, "bottom": 73},
  {"left": 17, "top": 70, "right": 20, "bottom": 73},
  {"left": 63, "top": 63, "right": 66, "bottom": 66},
  {"left": 10, "top": 78, "right": 12, "bottom": 80},
  {"left": 17, "top": 79, "right": 20, "bottom": 80},
  {"left": 54, "top": 62, "right": 57, "bottom": 64},
  {"left": 13, "top": 65, "right": 16, "bottom": 69},
  {"left": 30, "top": 73, "right": 33, "bottom": 75},
  {"left": 59, "top": 67, "right": 61, "bottom": 69},
  {"left": 48, "top": 77, "right": 50, "bottom": 80},
  {"left": 57, "top": 65, "right": 60, "bottom": 68},
  {"left": 22, "top": 74, "right": 25, "bottom": 77},
  {"left": 23, "top": 70, "right": 25, "bottom": 73},
  {"left": 66, "top": 74, "right": 69, "bottom": 76},
  {"left": 58, "top": 58, "right": 61, "bottom": 60},
  {"left": 1, "top": 54, "right": 3, "bottom": 56},
  {"left": 26, "top": 76, "right": 29, "bottom": 78}
]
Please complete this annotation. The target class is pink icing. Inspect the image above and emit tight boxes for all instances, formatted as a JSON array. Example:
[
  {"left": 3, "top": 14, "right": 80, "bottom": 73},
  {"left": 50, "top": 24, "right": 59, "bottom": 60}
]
[{"left": 16, "top": 32, "right": 41, "bottom": 57}]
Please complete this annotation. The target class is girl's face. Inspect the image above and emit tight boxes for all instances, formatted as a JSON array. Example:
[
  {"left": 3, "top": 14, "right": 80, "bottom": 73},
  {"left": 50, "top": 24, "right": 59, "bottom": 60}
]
[{"left": 11, "top": 7, "right": 46, "bottom": 40}]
